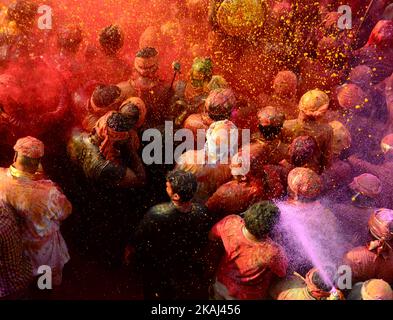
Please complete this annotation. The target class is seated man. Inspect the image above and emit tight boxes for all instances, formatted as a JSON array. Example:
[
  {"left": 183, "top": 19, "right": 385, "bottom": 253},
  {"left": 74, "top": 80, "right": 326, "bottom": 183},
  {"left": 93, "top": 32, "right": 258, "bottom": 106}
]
[
  {"left": 183, "top": 88, "right": 237, "bottom": 138},
  {"left": 0, "top": 137, "right": 72, "bottom": 286},
  {"left": 0, "top": 200, "right": 32, "bottom": 299},
  {"left": 133, "top": 170, "right": 212, "bottom": 299},
  {"left": 68, "top": 112, "right": 146, "bottom": 188},
  {"left": 209, "top": 201, "right": 288, "bottom": 300}
]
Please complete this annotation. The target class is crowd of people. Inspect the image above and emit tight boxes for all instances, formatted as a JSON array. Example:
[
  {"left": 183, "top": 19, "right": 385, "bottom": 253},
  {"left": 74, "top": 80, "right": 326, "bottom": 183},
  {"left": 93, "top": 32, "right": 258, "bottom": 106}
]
[{"left": 1, "top": 0, "right": 393, "bottom": 300}]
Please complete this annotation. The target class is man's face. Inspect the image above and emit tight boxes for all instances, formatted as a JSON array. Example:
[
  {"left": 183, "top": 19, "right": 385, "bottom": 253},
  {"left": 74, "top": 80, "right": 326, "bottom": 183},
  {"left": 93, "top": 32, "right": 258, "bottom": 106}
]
[
  {"left": 134, "top": 56, "right": 159, "bottom": 79},
  {"left": 166, "top": 181, "right": 174, "bottom": 199},
  {"left": 190, "top": 68, "right": 207, "bottom": 88}
]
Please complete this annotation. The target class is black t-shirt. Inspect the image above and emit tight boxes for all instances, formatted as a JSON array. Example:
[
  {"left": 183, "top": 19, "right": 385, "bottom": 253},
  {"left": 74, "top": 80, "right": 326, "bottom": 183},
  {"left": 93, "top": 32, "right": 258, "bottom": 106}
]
[{"left": 134, "top": 202, "right": 211, "bottom": 274}]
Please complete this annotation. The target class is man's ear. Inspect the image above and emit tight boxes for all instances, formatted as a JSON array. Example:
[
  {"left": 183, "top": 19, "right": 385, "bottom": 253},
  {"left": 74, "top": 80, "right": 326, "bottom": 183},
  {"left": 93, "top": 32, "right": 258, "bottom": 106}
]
[{"left": 172, "top": 193, "right": 181, "bottom": 202}]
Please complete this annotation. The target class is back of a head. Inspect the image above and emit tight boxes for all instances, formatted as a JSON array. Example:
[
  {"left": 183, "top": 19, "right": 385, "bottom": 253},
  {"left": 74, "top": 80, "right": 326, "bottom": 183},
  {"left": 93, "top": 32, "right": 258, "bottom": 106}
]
[
  {"left": 136, "top": 47, "right": 158, "bottom": 59},
  {"left": 290, "top": 136, "right": 318, "bottom": 167},
  {"left": 206, "top": 88, "right": 237, "bottom": 122},
  {"left": 273, "top": 70, "right": 297, "bottom": 97},
  {"left": 244, "top": 201, "right": 280, "bottom": 239},
  {"left": 120, "top": 103, "right": 140, "bottom": 128},
  {"left": 288, "top": 167, "right": 323, "bottom": 200},
  {"left": 299, "top": 89, "right": 330, "bottom": 118},
  {"left": 336, "top": 84, "right": 368, "bottom": 110},
  {"left": 349, "top": 65, "right": 372, "bottom": 88},
  {"left": 310, "top": 268, "right": 335, "bottom": 292},
  {"left": 99, "top": 25, "right": 124, "bottom": 55},
  {"left": 92, "top": 85, "right": 121, "bottom": 109},
  {"left": 166, "top": 170, "right": 197, "bottom": 202},
  {"left": 57, "top": 26, "right": 83, "bottom": 52},
  {"left": 257, "top": 106, "right": 285, "bottom": 140},
  {"left": 106, "top": 112, "right": 134, "bottom": 133}
]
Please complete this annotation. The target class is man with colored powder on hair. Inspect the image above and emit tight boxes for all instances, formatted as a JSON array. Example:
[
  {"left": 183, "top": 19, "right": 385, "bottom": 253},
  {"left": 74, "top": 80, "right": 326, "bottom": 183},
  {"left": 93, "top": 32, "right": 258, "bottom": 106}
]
[
  {"left": 282, "top": 89, "right": 334, "bottom": 173},
  {"left": 69, "top": 111, "right": 146, "bottom": 189},
  {"left": 0, "top": 137, "right": 72, "bottom": 286},
  {"left": 208, "top": 201, "right": 288, "bottom": 300},
  {"left": 81, "top": 84, "right": 125, "bottom": 132},
  {"left": 96, "top": 24, "right": 132, "bottom": 84},
  {"left": 183, "top": 87, "right": 237, "bottom": 140},
  {"left": 118, "top": 47, "right": 172, "bottom": 128}
]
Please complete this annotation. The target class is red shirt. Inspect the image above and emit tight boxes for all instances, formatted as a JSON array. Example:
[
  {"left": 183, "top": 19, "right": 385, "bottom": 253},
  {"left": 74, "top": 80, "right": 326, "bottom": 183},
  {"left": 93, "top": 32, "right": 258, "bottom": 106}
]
[{"left": 211, "top": 215, "right": 288, "bottom": 300}]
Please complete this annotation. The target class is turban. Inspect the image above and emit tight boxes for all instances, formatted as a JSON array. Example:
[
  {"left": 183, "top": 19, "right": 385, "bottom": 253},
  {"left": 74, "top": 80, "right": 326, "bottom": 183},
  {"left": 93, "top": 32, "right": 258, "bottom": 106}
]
[
  {"left": 205, "top": 120, "right": 238, "bottom": 164},
  {"left": 349, "top": 174, "right": 382, "bottom": 198},
  {"left": 205, "top": 88, "right": 237, "bottom": 117},
  {"left": 14, "top": 136, "right": 44, "bottom": 159},
  {"left": 336, "top": 84, "right": 368, "bottom": 110},
  {"left": 369, "top": 209, "right": 393, "bottom": 242},
  {"left": 299, "top": 89, "right": 329, "bottom": 118},
  {"left": 120, "top": 97, "right": 146, "bottom": 129},
  {"left": 381, "top": 134, "right": 393, "bottom": 154},
  {"left": 367, "top": 20, "right": 393, "bottom": 48},
  {"left": 329, "top": 121, "right": 352, "bottom": 156},
  {"left": 273, "top": 71, "right": 297, "bottom": 97},
  {"left": 361, "top": 280, "right": 393, "bottom": 300},
  {"left": 257, "top": 106, "right": 285, "bottom": 127},
  {"left": 288, "top": 167, "right": 322, "bottom": 199}
]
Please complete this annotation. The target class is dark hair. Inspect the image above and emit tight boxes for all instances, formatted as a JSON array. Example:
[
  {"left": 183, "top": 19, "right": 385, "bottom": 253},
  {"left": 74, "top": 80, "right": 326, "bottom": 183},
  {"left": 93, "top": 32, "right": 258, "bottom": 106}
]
[
  {"left": 166, "top": 170, "right": 197, "bottom": 202},
  {"left": 290, "top": 136, "right": 318, "bottom": 167},
  {"left": 17, "top": 154, "right": 40, "bottom": 169},
  {"left": 99, "top": 25, "right": 124, "bottom": 55},
  {"left": 208, "top": 112, "right": 229, "bottom": 122},
  {"left": 7, "top": 0, "right": 38, "bottom": 24},
  {"left": 258, "top": 124, "right": 283, "bottom": 141},
  {"left": 244, "top": 201, "right": 280, "bottom": 239},
  {"left": 107, "top": 112, "right": 134, "bottom": 132},
  {"left": 92, "top": 85, "right": 121, "bottom": 108},
  {"left": 121, "top": 103, "right": 140, "bottom": 127},
  {"left": 311, "top": 268, "right": 335, "bottom": 292},
  {"left": 136, "top": 47, "right": 158, "bottom": 58},
  {"left": 57, "top": 26, "right": 83, "bottom": 52}
]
